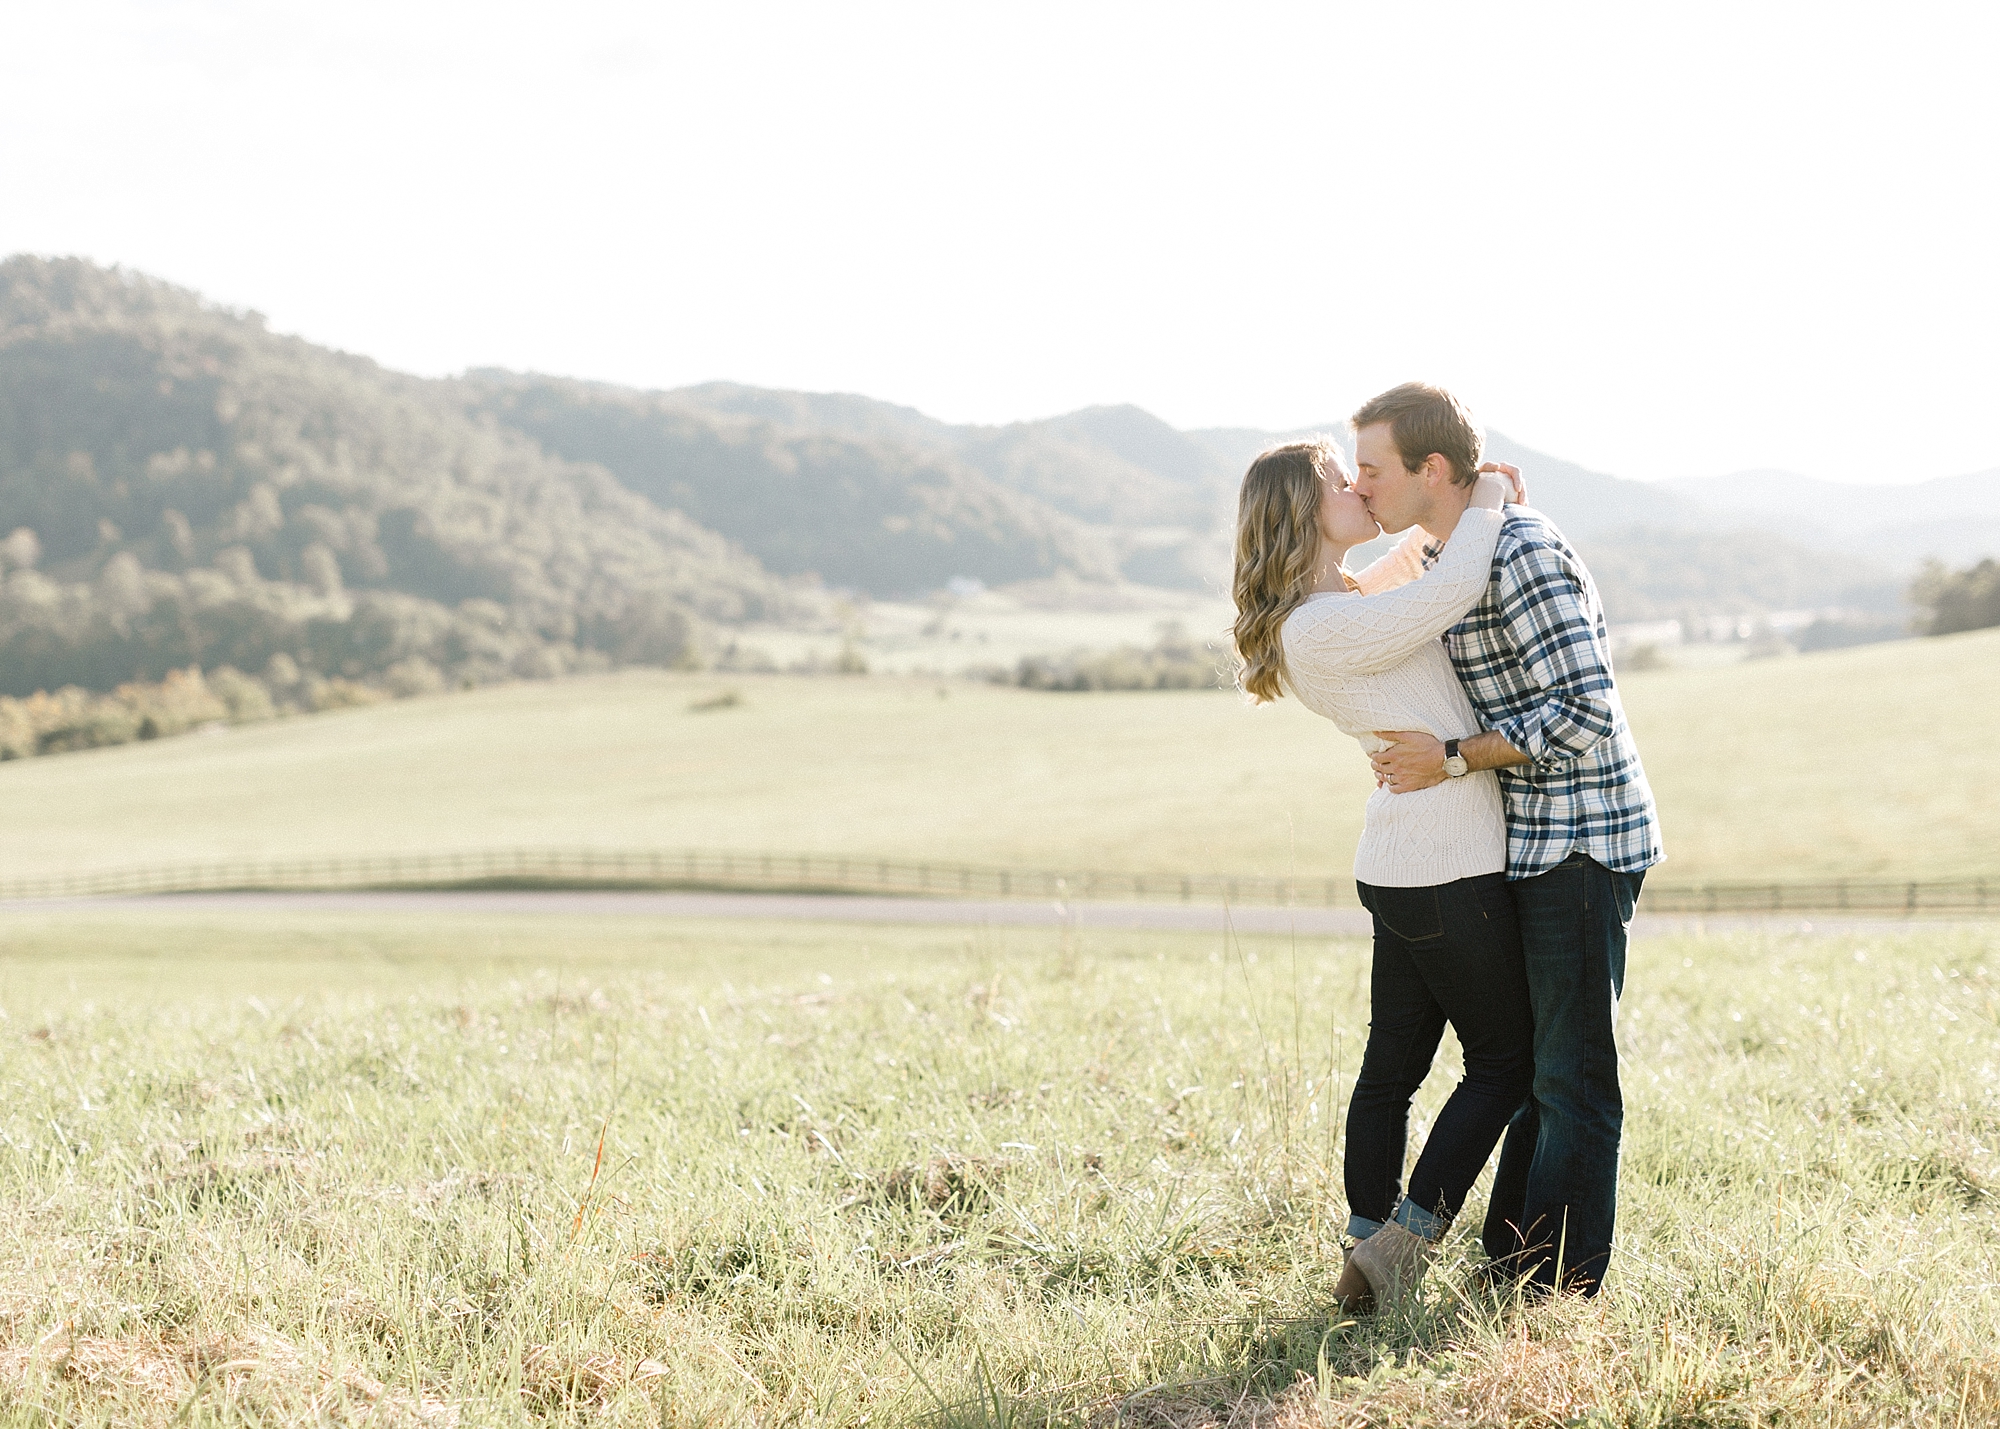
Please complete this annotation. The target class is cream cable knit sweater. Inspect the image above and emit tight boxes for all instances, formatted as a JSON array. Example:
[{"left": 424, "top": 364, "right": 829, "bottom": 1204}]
[{"left": 1280, "top": 502, "right": 1508, "bottom": 888}]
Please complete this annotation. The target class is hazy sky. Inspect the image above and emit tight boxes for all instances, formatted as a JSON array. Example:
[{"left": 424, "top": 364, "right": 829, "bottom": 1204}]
[{"left": 4, "top": 2, "right": 1996, "bottom": 485}]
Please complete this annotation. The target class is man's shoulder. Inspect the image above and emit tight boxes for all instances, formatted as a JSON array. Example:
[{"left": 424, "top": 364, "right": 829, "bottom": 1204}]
[
  {"left": 1496, "top": 508, "right": 1591, "bottom": 574},
  {"left": 1497, "top": 506, "right": 1577, "bottom": 554}
]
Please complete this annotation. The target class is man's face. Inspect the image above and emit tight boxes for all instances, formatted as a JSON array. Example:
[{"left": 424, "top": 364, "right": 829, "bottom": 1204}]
[{"left": 1351, "top": 423, "right": 1425, "bottom": 534}]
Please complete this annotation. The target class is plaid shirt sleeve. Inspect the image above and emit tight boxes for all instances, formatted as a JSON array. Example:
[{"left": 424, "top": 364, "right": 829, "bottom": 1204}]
[{"left": 1486, "top": 539, "right": 1620, "bottom": 771}]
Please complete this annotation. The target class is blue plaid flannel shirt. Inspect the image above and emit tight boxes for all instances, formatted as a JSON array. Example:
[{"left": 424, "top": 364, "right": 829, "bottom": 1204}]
[{"left": 1437, "top": 508, "right": 1664, "bottom": 880}]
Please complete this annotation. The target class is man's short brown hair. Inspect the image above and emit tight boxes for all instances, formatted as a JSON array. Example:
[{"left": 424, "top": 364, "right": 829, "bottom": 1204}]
[{"left": 1350, "top": 382, "right": 1483, "bottom": 488}]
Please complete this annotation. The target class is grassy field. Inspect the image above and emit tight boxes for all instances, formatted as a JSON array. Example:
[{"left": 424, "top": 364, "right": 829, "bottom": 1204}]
[
  {"left": 0, "top": 908, "right": 1993, "bottom": 1425},
  {"left": 0, "top": 627, "right": 1993, "bottom": 886}
]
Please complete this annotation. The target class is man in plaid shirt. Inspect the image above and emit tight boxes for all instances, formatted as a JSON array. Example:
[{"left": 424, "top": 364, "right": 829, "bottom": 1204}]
[{"left": 1357, "top": 382, "right": 1664, "bottom": 1297}]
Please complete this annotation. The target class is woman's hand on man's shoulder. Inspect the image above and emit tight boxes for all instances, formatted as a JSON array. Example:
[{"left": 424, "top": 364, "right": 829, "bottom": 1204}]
[{"left": 1477, "top": 461, "right": 1527, "bottom": 505}]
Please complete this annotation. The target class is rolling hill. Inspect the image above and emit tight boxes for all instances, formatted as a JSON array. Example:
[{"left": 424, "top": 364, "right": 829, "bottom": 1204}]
[
  {"left": 457, "top": 373, "right": 1117, "bottom": 597},
  {"left": 660, "top": 385, "right": 1228, "bottom": 526},
  {"left": 651, "top": 384, "right": 1235, "bottom": 584},
  {"left": 0, "top": 257, "right": 799, "bottom": 696}
]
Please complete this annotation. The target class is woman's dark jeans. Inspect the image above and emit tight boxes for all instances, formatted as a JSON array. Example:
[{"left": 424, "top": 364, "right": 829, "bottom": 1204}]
[{"left": 1346, "top": 873, "right": 1534, "bottom": 1241}]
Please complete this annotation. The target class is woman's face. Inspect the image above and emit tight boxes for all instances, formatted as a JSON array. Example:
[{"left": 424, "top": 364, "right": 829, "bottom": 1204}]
[{"left": 1318, "top": 459, "right": 1382, "bottom": 550}]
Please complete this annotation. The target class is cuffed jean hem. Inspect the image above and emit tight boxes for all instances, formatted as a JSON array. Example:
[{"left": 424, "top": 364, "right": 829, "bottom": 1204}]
[
  {"left": 1392, "top": 1196, "right": 1449, "bottom": 1241},
  {"left": 1346, "top": 1214, "right": 1385, "bottom": 1240}
]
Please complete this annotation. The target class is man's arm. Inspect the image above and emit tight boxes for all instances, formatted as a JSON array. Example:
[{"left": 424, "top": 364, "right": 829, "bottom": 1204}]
[{"left": 1370, "top": 729, "right": 1527, "bottom": 793}]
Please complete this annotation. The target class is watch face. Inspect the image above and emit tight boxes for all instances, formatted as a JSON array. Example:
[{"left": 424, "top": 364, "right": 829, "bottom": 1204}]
[{"left": 1444, "top": 756, "right": 1469, "bottom": 777}]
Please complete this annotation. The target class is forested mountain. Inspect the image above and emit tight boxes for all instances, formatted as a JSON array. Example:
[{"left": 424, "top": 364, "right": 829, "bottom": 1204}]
[
  {"left": 661, "top": 381, "right": 958, "bottom": 448},
  {"left": 0, "top": 258, "right": 796, "bottom": 697},
  {"left": 950, "top": 409, "right": 1219, "bottom": 528},
  {"left": 459, "top": 373, "right": 1116, "bottom": 596},
  {"left": 648, "top": 385, "right": 1230, "bottom": 578},
  {"left": 661, "top": 385, "right": 1228, "bottom": 525}
]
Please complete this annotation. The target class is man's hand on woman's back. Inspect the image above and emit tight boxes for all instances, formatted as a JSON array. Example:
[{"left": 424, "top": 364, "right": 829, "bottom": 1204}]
[{"left": 1370, "top": 729, "right": 1534, "bottom": 794}]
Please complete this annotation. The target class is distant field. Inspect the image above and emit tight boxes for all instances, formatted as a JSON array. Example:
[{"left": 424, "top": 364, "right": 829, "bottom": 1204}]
[
  {"left": 0, "top": 628, "right": 1993, "bottom": 885},
  {"left": 0, "top": 908, "right": 1992, "bottom": 1424},
  {"left": 737, "top": 584, "right": 1240, "bottom": 676}
]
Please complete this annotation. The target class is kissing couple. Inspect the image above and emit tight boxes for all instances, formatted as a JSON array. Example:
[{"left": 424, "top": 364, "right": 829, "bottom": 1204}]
[{"left": 1231, "top": 381, "right": 1663, "bottom": 1305}]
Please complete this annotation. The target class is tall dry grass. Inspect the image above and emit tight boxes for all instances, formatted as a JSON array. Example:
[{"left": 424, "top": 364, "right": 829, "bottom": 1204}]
[{"left": 0, "top": 911, "right": 1992, "bottom": 1425}]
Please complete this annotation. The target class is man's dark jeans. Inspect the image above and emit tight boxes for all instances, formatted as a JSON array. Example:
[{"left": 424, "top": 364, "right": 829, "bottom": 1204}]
[
  {"left": 1346, "top": 874, "right": 1534, "bottom": 1240},
  {"left": 1481, "top": 851, "right": 1646, "bottom": 1296}
]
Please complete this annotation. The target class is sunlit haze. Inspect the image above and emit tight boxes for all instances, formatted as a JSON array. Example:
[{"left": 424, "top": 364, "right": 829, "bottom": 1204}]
[{"left": 4, "top": 1, "right": 1995, "bottom": 485}]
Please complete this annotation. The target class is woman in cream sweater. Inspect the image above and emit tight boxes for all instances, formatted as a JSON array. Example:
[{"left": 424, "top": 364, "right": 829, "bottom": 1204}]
[{"left": 1232, "top": 439, "right": 1528, "bottom": 1310}]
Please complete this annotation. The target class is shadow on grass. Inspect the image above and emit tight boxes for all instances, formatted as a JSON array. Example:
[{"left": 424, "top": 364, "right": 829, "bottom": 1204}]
[{"left": 908, "top": 1284, "right": 1523, "bottom": 1429}]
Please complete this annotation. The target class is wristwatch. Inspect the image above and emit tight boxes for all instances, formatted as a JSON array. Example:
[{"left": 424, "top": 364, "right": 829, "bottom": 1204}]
[{"left": 1443, "top": 739, "right": 1469, "bottom": 778}]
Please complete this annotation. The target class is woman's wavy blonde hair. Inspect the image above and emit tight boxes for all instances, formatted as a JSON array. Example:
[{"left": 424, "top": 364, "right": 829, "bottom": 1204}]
[{"left": 1231, "top": 439, "right": 1354, "bottom": 704}]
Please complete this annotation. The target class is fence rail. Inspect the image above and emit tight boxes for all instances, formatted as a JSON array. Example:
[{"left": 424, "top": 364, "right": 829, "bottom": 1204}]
[{"left": 0, "top": 848, "right": 1993, "bottom": 916}]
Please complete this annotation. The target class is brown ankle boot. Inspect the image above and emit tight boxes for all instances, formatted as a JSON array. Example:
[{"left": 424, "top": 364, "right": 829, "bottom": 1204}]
[
  {"left": 1333, "top": 1244, "right": 1375, "bottom": 1312},
  {"left": 1348, "top": 1221, "right": 1436, "bottom": 1305}
]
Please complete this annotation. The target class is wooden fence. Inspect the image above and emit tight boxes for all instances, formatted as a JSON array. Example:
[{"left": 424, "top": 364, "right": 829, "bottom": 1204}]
[{"left": 0, "top": 848, "right": 1992, "bottom": 915}]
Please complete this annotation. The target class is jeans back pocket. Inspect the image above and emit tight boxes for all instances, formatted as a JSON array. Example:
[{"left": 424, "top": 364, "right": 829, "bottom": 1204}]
[{"left": 1362, "top": 884, "right": 1444, "bottom": 943}]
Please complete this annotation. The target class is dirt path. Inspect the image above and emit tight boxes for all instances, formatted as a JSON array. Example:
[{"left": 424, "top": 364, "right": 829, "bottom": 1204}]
[{"left": 0, "top": 888, "right": 1975, "bottom": 938}]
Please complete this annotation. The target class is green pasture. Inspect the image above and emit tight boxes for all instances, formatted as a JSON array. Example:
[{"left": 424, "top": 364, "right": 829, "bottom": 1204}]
[
  {"left": 0, "top": 908, "right": 1993, "bottom": 1425},
  {"left": 0, "top": 627, "right": 1993, "bottom": 886}
]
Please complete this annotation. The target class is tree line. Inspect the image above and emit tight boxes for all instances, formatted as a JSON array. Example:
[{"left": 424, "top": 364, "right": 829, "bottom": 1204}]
[{"left": 1911, "top": 558, "right": 2000, "bottom": 636}]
